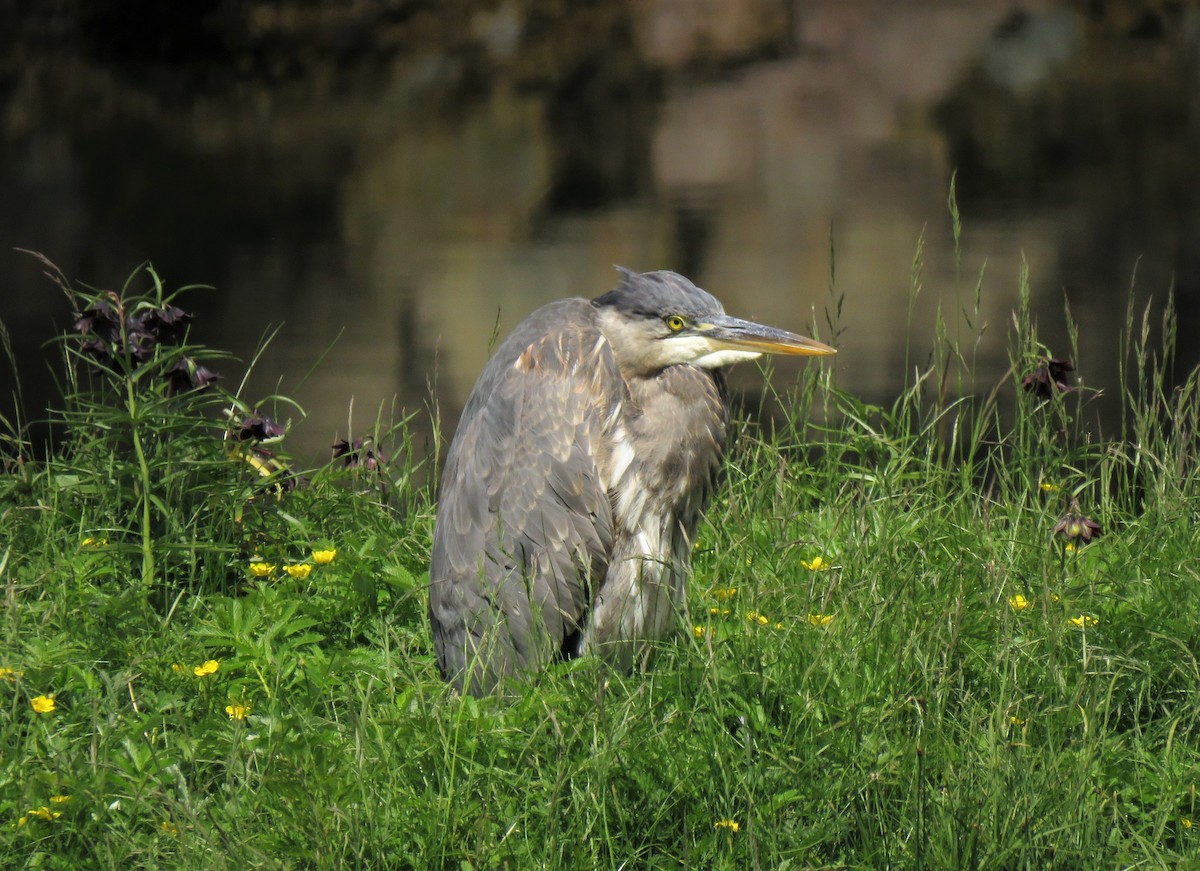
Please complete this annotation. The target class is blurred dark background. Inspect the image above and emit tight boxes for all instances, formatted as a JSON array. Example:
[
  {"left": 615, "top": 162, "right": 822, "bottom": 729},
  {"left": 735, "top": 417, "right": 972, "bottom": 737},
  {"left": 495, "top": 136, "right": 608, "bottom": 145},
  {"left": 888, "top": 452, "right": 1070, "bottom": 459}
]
[{"left": 2, "top": 0, "right": 1198, "bottom": 463}]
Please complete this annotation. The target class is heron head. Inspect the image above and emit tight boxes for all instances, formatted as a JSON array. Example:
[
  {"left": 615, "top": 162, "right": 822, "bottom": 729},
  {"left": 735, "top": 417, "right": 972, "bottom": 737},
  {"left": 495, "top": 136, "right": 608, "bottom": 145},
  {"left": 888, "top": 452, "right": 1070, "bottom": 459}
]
[{"left": 591, "top": 267, "right": 836, "bottom": 376}]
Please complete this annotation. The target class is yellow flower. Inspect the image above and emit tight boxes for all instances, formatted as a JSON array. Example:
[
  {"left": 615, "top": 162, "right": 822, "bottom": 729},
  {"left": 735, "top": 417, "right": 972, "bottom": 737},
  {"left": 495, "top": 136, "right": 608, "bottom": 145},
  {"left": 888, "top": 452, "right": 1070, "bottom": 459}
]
[
  {"left": 1064, "top": 542, "right": 1077, "bottom": 553},
  {"left": 692, "top": 625, "right": 706, "bottom": 638},
  {"left": 311, "top": 548, "right": 337, "bottom": 565},
  {"left": 249, "top": 562, "right": 275, "bottom": 578},
  {"left": 171, "top": 663, "right": 184, "bottom": 673},
  {"left": 49, "top": 795, "right": 71, "bottom": 804},
  {"left": 1008, "top": 594, "right": 1031, "bottom": 611},
  {"left": 161, "top": 820, "right": 180, "bottom": 836},
  {"left": 81, "top": 537, "right": 108, "bottom": 548},
  {"left": 711, "top": 587, "right": 737, "bottom": 601},
  {"left": 31, "top": 694, "right": 56, "bottom": 713},
  {"left": 25, "top": 806, "right": 61, "bottom": 821},
  {"left": 806, "top": 613, "right": 834, "bottom": 627},
  {"left": 0, "top": 667, "right": 23, "bottom": 681},
  {"left": 714, "top": 819, "right": 740, "bottom": 833},
  {"left": 193, "top": 660, "right": 220, "bottom": 677},
  {"left": 1068, "top": 615, "right": 1098, "bottom": 629},
  {"left": 1009, "top": 715, "right": 1026, "bottom": 727},
  {"left": 1040, "top": 482, "right": 1059, "bottom": 492},
  {"left": 1182, "top": 817, "right": 1193, "bottom": 830},
  {"left": 284, "top": 563, "right": 312, "bottom": 580},
  {"left": 800, "top": 556, "right": 830, "bottom": 571},
  {"left": 746, "top": 611, "right": 769, "bottom": 626},
  {"left": 225, "top": 702, "right": 251, "bottom": 720}
]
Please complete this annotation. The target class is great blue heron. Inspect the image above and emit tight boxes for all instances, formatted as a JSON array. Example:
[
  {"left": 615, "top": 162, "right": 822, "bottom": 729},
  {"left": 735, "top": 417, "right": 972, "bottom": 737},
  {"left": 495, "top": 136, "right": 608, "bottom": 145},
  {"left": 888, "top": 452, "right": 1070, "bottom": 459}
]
[{"left": 429, "top": 268, "right": 836, "bottom": 695}]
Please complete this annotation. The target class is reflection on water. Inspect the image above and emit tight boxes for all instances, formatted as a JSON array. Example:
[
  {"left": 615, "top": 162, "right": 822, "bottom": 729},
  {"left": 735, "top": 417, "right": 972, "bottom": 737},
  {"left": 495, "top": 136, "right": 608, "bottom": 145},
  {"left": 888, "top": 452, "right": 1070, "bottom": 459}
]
[{"left": 2, "top": 0, "right": 1198, "bottom": 466}]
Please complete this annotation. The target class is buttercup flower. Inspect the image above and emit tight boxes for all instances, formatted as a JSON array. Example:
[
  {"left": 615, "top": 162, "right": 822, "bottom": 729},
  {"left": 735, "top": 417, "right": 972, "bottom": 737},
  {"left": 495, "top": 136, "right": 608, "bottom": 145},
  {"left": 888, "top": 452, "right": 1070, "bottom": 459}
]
[
  {"left": 161, "top": 820, "right": 180, "bottom": 836},
  {"left": 807, "top": 613, "right": 835, "bottom": 627},
  {"left": 0, "top": 667, "right": 23, "bottom": 681},
  {"left": 1068, "top": 615, "right": 1099, "bottom": 629},
  {"left": 709, "top": 607, "right": 732, "bottom": 617},
  {"left": 1040, "top": 482, "right": 1059, "bottom": 492},
  {"left": 692, "top": 625, "right": 706, "bottom": 638},
  {"left": 284, "top": 563, "right": 312, "bottom": 580},
  {"left": 713, "top": 819, "right": 740, "bottom": 833},
  {"left": 746, "top": 611, "right": 769, "bottom": 626},
  {"left": 225, "top": 703, "right": 251, "bottom": 720},
  {"left": 711, "top": 586, "right": 737, "bottom": 601},
  {"left": 1008, "top": 594, "right": 1031, "bottom": 611},
  {"left": 800, "top": 556, "right": 830, "bottom": 571},
  {"left": 1009, "top": 715, "right": 1026, "bottom": 727},
  {"left": 81, "top": 537, "right": 108, "bottom": 548},
  {"left": 193, "top": 660, "right": 220, "bottom": 677},
  {"left": 24, "top": 806, "right": 61, "bottom": 822},
  {"left": 311, "top": 548, "right": 337, "bottom": 565},
  {"left": 31, "top": 694, "right": 56, "bottom": 713},
  {"left": 249, "top": 562, "right": 275, "bottom": 578},
  {"left": 49, "top": 795, "right": 71, "bottom": 805},
  {"left": 234, "top": 445, "right": 301, "bottom": 494}
]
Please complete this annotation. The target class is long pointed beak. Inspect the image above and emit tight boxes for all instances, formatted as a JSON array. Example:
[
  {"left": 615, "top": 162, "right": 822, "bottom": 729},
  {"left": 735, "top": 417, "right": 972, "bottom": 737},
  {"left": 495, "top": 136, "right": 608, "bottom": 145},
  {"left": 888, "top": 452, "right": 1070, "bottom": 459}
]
[{"left": 698, "top": 314, "right": 837, "bottom": 357}]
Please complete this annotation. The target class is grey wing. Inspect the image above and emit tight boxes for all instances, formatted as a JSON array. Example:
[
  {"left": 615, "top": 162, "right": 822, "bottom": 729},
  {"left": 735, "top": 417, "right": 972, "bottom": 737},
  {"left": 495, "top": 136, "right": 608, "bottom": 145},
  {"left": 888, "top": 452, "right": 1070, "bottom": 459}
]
[{"left": 430, "top": 309, "right": 624, "bottom": 695}]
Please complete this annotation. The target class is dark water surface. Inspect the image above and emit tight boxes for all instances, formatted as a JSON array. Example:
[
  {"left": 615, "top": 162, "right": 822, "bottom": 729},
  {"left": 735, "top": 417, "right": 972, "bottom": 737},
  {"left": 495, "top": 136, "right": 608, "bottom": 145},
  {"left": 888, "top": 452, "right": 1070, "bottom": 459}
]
[{"left": 3, "top": 1, "right": 1198, "bottom": 465}]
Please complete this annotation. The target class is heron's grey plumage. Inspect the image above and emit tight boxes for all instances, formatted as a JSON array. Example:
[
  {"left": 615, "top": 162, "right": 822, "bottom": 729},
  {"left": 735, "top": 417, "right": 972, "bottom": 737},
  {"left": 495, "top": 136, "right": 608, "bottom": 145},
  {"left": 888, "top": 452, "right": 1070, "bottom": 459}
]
[{"left": 429, "top": 268, "right": 834, "bottom": 695}]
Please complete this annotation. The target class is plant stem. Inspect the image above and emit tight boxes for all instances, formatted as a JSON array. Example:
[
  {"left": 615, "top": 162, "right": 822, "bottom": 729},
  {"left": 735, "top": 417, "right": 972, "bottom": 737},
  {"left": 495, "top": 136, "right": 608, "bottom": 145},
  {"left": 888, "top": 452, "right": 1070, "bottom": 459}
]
[{"left": 126, "top": 376, "right": 156, "bottom": 587}]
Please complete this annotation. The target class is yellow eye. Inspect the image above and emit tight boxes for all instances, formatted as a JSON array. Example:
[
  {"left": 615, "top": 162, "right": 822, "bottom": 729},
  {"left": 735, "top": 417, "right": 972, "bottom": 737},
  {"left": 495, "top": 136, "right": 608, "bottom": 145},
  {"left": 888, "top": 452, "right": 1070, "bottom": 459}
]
[{"left": 666, "top": 316, "right": 686, "bottom": 332}]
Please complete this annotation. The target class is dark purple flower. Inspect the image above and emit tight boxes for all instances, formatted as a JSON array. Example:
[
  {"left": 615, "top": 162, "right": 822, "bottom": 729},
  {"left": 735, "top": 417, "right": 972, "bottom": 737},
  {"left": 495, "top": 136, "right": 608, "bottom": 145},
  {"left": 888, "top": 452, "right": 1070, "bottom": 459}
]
[
  {"left": 72, "top": 294, "right": 194, "bottom": 367},
  {"left": 73, "top": 294, "right": 123, "bottom": 344},
  {"left": 1022, "top": 358, "right": 1075, "bottom": 400},
  {"left": 1052, "top": 499, "right": 1102, "bottom": 543},
  {"left": 237, "top": 414, "right": 285, "bottom": 442},
  {"left": 124, "top": 325, "right": 156, "bottom": 363},
  {"left": 192, "top": 364, "right": 219, "bottom": 390},
  {"left": 135, "top": 304, "right": 192, "bottom": 344},
  {"left": 73, "top": 294, "right": 125, "bottom": 364},
  {"left": 332, "top": 437, "right": 387, "bottom": 471},
  {"left": 79, "top": 337, "right": 112, "bottom": 364},
  {"left": 166, "top": 357, "right": 220, "bottom": 395}
]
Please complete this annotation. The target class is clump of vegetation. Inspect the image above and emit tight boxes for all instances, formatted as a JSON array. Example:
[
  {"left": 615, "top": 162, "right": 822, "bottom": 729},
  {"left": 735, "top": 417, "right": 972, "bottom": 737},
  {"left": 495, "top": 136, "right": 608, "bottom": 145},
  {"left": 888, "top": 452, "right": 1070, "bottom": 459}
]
[{"left": 2, "top": 227, "right": 1198, "bottom": 867}]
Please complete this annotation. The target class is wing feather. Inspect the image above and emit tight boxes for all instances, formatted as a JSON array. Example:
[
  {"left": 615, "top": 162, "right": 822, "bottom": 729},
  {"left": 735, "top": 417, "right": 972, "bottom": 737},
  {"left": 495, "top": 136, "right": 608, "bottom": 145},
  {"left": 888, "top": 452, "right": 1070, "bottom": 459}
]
[{"left": 430, "top": 299, "right": 624, "bottom": 694}]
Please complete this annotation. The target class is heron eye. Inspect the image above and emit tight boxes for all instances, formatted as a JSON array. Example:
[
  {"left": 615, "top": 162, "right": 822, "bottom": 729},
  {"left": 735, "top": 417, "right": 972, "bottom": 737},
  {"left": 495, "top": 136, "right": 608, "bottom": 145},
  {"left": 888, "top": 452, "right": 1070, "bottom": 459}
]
[{"left": 665, "top": 316, "right": 686, "bottom": 332}]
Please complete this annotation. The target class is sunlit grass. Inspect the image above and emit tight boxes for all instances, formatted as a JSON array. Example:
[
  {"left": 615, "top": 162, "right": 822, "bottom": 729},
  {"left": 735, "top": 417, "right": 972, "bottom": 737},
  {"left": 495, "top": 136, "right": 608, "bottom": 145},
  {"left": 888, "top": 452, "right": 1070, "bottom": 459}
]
[{"left": 2, "top": 242, "right": 1199, "bottom": 868}]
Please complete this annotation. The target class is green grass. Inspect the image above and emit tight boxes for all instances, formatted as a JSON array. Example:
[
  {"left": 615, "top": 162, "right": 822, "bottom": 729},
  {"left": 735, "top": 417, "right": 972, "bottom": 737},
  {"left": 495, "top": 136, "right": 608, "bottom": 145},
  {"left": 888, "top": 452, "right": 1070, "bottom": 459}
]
[{"left": 2, "top": 243, "right": 1199, "bottom": 870}]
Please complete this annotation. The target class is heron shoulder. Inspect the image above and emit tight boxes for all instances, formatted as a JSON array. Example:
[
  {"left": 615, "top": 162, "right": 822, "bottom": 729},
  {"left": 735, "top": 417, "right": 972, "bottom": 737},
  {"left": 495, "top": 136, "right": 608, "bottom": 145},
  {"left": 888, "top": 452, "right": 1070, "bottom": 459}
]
[{"left": 486, "top": 298, "right": 600, "bottom": 368}]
